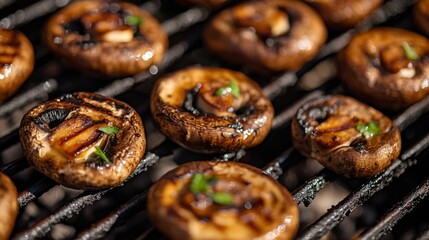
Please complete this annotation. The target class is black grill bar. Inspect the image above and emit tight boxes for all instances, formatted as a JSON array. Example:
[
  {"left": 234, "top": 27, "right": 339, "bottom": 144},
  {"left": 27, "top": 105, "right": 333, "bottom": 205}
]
[
  {"left": 0, "top": 158, "right": 28, "bottom": 177},
  {"left": 358, "top": 177, "right": 429, "bottom": 240},
  {"left": 18, "top": 177, "right": 56, "bottom": 207}
]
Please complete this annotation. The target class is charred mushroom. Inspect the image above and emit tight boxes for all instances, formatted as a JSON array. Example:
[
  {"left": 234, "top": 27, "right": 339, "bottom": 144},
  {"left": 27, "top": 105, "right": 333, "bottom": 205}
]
[
  {"left": 0, "top": 29, "right": 34, "bottom": 102},
  {"left": 304, "top": 0, "right": 383, "bottom": 30},
  {"left": 0, "top": 173, "right": 18, "bottom": 240},
  {"left": 203, "top": 0, "right": 327, "bottom": 74},
  {"left": 291, "top": 95, "right": 401, "bottom": 178},
  {"left": 19, "top": 92, "right": 146, "bottom": 189},
  {"left": 175, "top": 0, "right": 229, "bottom": 7},
  {"left": 337, "top": 27, "right": 429, "bottom": 110},
  {"left": 414, "top": 0, "right": 429, "bottom": 37},
  {"left": 43, "top": 0, "right": 168, "bottom": 78},
  {"left": 150, "top": 67, "right": 274, "bottom": 153},
  {"left": 148, "top": 161, "right": 299, "bottom": 240}
]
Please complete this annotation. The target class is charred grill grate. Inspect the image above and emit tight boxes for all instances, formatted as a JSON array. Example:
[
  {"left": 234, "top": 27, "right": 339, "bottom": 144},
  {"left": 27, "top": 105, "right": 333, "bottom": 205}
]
[{"left": 0, "top": 0, "right": 428, "bottom": 239}]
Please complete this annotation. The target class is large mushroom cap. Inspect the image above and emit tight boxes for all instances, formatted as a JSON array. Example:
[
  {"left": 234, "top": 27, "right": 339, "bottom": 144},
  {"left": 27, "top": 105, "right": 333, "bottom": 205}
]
[
  {"left": 414, "top": 0, "right": 429, "bottom": 37},
  {"left": 148, "top": 161, "right": 299, "bottom": 240},
  {"left": 0, "top": 173, "right": 18, "bottom": 240},
  {"left": 150, "top": 67, "right": 274, "bottom": 154},
  {"left": 19, "top": 92, "right": 146, "bottom": 189},
  {"left": 291, "top": 95, "right": 401, "bottom": 178},
  {"left": 43, "top": 0, "right": 168, "bottom": 78}
]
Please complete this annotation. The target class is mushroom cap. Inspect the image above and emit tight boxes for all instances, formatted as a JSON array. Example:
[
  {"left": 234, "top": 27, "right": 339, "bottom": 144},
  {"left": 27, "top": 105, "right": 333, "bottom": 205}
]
[
  {"left": 0, "top": 173, "right": 18, "bottom": 240},
  {"left": 337, "top": 27, "right": 429, "bottom": 110},
  {"left": 43, "top": 0, "right": 168, "bottom": 78},
  {"left": 150, "top": 67, "right": 274, "bottom": 154},
  {"left": 0, "top": 29, "right": 34, "bottom": 102},
  {"left": 414, "top": 0, "right": 429, "bottom": 37},
  {"left": 291, "top": 95, "right": 401, "bottom": 178},
  {"left": 19, "top": 92, "right": 146, "bottom": 189},
  {"left": 148, "top": 161, "right": 299, "bottom": 240},
  {"left": 203, "top": 0, "right": 327, "bottom": 74}
]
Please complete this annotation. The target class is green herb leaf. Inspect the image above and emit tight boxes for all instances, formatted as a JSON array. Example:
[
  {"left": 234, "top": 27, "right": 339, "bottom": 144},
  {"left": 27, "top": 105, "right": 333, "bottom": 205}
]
[
  {"left": 211, "top": 192, "right": 234, "bottom": 205},
  {"left": 356, "top": 122, "right": 380, "bottom": 138},
  {"left": 94, "top": 146, "right": 111, "bottom": 164},
  {"left": 190, "top": 173, "right": 208, "bottom": 194},
  {"left": 125, "top": 15, "right": 143, "bottom": 28},
  {"left": 99, "top": 126, "right": 120, "bottom": 137},
  {"left": 403, "top": 42, "right": 420, "bottom": 61},
  {"left": 215, "top": 79, "right": 241, "bottom": 98}
]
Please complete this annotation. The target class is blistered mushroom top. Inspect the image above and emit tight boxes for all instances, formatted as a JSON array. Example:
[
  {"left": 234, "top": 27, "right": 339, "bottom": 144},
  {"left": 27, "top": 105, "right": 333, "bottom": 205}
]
[
  {"left": 0, "top": 173, "right": 18, "bottom": 240},
  {"left": 44, "top": 0, "right": 167, "bottom": 77}
]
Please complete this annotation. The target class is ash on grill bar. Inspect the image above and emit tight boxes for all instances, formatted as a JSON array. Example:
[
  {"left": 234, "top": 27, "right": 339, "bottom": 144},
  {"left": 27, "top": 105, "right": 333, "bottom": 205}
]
[{"left": 0, "top": 0, "right": 429, "bottom": 240}]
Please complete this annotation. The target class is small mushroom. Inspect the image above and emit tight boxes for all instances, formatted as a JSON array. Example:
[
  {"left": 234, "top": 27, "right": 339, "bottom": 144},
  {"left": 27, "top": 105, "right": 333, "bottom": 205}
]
[
  {"left": 414, "top": 0, "right": 429, "bottom": 37},
  {"left": 337, "top": 27, "right": 429, "bottom": 110},
  {"left": 291, "top": 95, "right": 401, "bottom": 178},
  {"left": 19, "top": 92, "right": 146, "bottom": 189},
  {"left": 43, "top": 0, "right": 168, "bottom": 78},
  {"left": 148, "top": 161, "right": 299, "bottom": 240},
  {"left": 203, "top": 0, "right": 327, "bottom": 74},
  {"left": 150, "top": 67, "right": 274, "bottom": 153},
  {"left": 304, "top": 0, "right": 383, "bottom": 30},
  {"left": 0, "top": 29, "right": 34, "bottom": 102},
  {"left": 0, "top": 173, "right": 18, "bottom": 240}
]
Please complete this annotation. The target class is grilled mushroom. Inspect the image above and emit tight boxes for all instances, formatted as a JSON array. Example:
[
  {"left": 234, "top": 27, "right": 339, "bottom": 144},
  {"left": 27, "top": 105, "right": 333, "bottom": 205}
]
[
  {"left": 337, "top": 27, "right": 429, "bottom": 110},
  {"left": 203, "top": 0, "right": 327, "bottom": 74},
  {"left": 148, "top": 161, "right": 299, "bottom": 240},
  {"left": 0, "top": 29, "right": 34, "bottom": 102},
  {"left": 150, "top": 67, "right": 274, "bottom": 153},
  {"left": 304, "top": 0, "right": 383, "bottom": 30},
  {"left": 414, "top": 0, "right": 429, "bottom": 37},
  {"left": 0, "top": 173, "right": 18, "bottom": 240},
  {"left": 44, "top": 0, "right": 168, "bottom": 78},
  {"left": 19, "top": 92, "right": 146, "bottom": 189},
  {"left": 291, "top": 95, "right": 401, "bottom": 178},
  {"left": 175, "top": 0, "right": 229, "bottom": 7}
]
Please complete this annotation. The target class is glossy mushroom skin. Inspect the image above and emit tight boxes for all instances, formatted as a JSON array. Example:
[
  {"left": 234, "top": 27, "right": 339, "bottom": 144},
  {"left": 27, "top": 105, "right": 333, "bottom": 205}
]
[
  {"left": 0, "top": 173, "right": 18, "bottom": 240},
  {"left": 338, "top": 27, "right": 429, "bottom": 110},
  {"left": 291, "top": 95, "right": 401, "bottom": 178},
  {"left": 415, "top": 0, "right": 429, "bottom": 37},
  {"left": 150, "top": 67, "right": 274, "bottom": 154},
  {"left": 304, "top": 0, "right": 383, "bottom": 30},
  {"left": 148, "top": 161, "right": 299, "bottom": 240},
  {"left": 0, "top": 29, "right": 34, "bottom": 102},
  {"left": 20, "top": 92, "right": 146, "bottom": 189},
  {"left": 203, "top": 0, "right": 327, "bottom": 74},
  {"left": 176, "top": 0, "right": 229, "bottom": 7},
  {"left": 44, "top": 0, "right": 168, "bottom": 78}
]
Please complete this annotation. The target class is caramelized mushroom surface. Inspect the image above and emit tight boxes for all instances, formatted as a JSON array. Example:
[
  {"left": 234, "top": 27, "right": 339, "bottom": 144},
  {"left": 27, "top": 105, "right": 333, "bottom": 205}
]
[
  {"left": 291, "top": 95, "right": 401, "bottom": 178},
  {"left": 19, "top": 92, "right": 146, "bottom": 189},
  {"left": 0, "top": 29, "right": 34, "bottom": 102},
  {"left": 338, "top": 27, "right": 429, "bottom": 110},
  {"left": 304, "top": 0, "right": 383, "bottom": 30},
  {"left": 148, "top": 161, "right": 299, "bottom": 240},
  {"left": 0, "top": 173, "right": 18, "bottom": 240},
  {"left": 415, "top": 0, "right": 429, "bottom": 37},
  {"left": 203, "top": 0, "right": 327, "bottom": 74},
  {"left": 44, "top": 0, "right": 168, "bottom": 78},
  {"left": 150, "top": 67, "right": 274, "bottom": 153}
]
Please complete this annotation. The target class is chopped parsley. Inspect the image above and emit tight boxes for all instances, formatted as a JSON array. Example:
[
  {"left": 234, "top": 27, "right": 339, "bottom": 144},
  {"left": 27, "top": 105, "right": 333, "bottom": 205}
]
[
  {"left": 215, "top": 79, "right": 241, "bottom": 98},
  {"left": 99, "top": 126, "right": 120, "bottom": 137},
  {"left": 189, "top": 173, "right": 234, "bottom": 205},
  {"left": 356, "top": 122, "right": 380, "bottom": 138},
  {"left": 125, "top": 15, "right": 143, "bottom": 28},
  {"left": 211, "top": 192, "right": 234, "bottom": 205},
  {"left": 94, "top": 146, "right": 111, "bottom": 164},
  {"left": 402, "top": 42, "right": 420, "bottom": 61}
]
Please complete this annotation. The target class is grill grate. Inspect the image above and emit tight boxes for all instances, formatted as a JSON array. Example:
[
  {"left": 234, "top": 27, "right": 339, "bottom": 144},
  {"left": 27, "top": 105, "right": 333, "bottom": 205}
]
[{"left": 0, "top": 0, "right": 428, "bottom": 239}]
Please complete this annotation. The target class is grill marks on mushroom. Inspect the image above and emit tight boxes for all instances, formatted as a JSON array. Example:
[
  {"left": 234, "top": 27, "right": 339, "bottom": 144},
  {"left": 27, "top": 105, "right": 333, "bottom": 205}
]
[
  {"left": 0, "top": 29, "right": 34, "bottom": 102},
  {"left": 150, "top": 67, "right": 274, "bottom": 154},
  {"left": 203, "top": 0, "right": 327, "bottom": 74},
  {"left": 44, "top": 0, "right": 167, "bottom": 78},
  {"left": 20, "top": 92, "right": 146, "bottom": 189},
  {"left": 0, "top": 173, "right": 18, "bottom": 240},
  {"left": 292, "top": 95, "right": 401, "bottom": 178},
  {"left": 337, "top": 27, "right": 429, "bottom": 110},
  {"left": 148, "top": 161, "right": 299, "bottom": 240}
]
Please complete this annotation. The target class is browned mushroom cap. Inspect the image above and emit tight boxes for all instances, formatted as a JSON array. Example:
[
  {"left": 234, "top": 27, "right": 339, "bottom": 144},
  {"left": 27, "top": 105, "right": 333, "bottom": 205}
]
[
  {"left": 304, "top": 0, "right": 383, "bottom": 30},
  {"left": 338, "top": 27, "right": 429, "bottom": 110},
  {"left": 0, "top": 173, "right": 18, "bottom": 240},
  {"left": 150, "top": 67, "right": 274, "bottom": 153},
  {"left": 43, "top": 0, "right": 168, "bottom": 78},
  {"left": 203, "top": 0, "right": 327, "bottom": 74},
  {"left": 148, "top": 161, "right": 299, "bottom": 240},
  {"left": 0, "top": 29, "right": 34, "bottom": 102},
  {"left": 19, "top": 92, "right": 146, "bottom": 189},
  {"left": 414, "top": 0, "right": 429, "bottom": 37},
  {"left": 175, "top": 0, "right": 229, "bottom": 7},
  {"left": 291, "top": 95, "right": 401, "bottom": 178}
]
